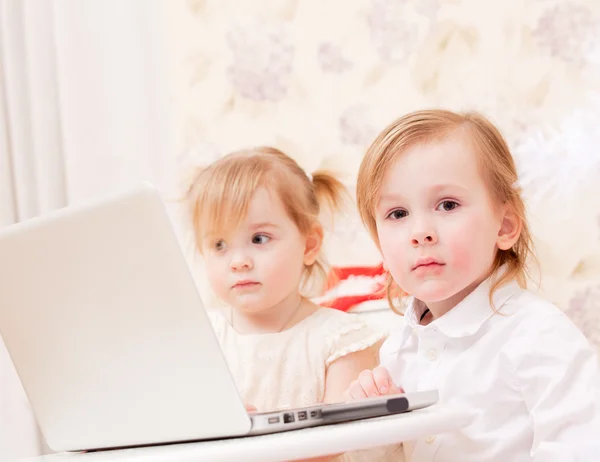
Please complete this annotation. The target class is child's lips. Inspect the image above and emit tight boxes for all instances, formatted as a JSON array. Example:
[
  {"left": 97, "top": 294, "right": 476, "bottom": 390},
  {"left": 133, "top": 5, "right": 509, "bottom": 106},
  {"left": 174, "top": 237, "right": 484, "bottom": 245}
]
[
  {"left": 412, "top": 258, "right": 445, "bottom": 271},
  {"left": 412, "top": 261, "right": 445, "bottom": 276},
  {"left": 232, "top": 280, "right": 261, "bottom": 289}
]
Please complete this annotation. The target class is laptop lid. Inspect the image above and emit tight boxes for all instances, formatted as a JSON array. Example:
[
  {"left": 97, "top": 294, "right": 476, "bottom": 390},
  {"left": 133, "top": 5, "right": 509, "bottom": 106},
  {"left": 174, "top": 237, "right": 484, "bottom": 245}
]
[{"left": 0, "top": 184, "right": 251, "bottom": 452}]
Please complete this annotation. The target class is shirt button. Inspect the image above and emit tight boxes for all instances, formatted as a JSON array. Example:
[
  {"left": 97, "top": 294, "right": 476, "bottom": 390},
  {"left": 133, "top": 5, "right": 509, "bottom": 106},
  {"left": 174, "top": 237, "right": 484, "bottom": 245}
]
[
  {"left": 425, "top": 435, "right": 436, "bottom": 444},
  {"left": 426, "top": 349, "right": 437, "bottom": 361}
]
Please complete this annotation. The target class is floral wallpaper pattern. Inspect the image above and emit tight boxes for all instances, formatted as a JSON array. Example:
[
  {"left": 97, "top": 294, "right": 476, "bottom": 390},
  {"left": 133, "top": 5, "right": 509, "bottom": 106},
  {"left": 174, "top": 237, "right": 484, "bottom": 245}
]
[{"left": 168, "top": 0, "right": 600, "bottom": 352}]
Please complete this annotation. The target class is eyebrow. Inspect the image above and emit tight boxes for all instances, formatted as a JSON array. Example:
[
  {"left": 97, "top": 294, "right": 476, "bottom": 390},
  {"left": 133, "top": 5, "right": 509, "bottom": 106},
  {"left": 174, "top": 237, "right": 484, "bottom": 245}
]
[
  {"left": 429, "top": 184, "right": 469, "bottom": 195},
  {"left": 378, "top": 193, "right": 403, "bottom": 204},
  {"left": 201, "top": 222, "right": 280, "bottom": 240},
  {"left": 378, "top": 184, "right": 469, "bottom": 205},
  {"left": 249, "top": 222, "right": 280, "bottom": 231}
]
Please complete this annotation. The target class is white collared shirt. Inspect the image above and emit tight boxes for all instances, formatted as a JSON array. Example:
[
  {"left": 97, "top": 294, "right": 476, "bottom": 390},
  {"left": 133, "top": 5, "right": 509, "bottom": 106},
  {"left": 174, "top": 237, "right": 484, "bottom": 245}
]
[{"left": 380, "top": 277, "right": 600, "bottom": 462}]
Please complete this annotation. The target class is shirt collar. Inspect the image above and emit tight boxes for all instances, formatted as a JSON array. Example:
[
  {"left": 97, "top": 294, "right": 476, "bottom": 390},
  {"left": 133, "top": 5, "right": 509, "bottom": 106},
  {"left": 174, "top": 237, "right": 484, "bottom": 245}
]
[{"left": 404, "top": 273, "right": 521, "bottom": 339}]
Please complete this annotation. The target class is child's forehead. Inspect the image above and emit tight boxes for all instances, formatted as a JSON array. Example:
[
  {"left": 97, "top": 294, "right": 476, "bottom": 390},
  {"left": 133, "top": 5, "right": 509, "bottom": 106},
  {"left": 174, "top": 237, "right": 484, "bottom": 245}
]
[
  {"left": 246, "top": 188, "right": 284, "bottom": 214},
  {"left": 246, "top": 189, "right": 298, "bottom": 226},
  {"left": 202, "top": 187, "right": 292, "bottom": 239},
  {"left": 380, "top": 135, "right": 483, "bottom": 195}
]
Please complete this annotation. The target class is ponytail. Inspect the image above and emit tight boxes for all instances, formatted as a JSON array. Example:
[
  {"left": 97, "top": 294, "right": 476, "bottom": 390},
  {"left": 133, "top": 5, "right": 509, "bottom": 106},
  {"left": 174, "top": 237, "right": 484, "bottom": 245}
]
[{"left": 311, "top": 170, "right": 349, "bottom": 216}]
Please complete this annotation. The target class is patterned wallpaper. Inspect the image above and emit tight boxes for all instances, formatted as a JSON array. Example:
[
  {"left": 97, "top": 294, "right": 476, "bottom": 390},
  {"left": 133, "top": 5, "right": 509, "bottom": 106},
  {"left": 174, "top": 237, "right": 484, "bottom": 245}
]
[{"left": 167, "top": 0, "right": 600, "bottom": 348}]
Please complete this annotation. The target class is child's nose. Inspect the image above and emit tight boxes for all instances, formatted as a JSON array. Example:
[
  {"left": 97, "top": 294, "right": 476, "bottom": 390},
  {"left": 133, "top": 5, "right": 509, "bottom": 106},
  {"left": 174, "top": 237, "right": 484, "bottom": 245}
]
[
  {"left": 411, "top": 230, "right": 438, "bottom": 247},
  {"left": 230, "top": 252, "right": 253, "bottom": 271}
]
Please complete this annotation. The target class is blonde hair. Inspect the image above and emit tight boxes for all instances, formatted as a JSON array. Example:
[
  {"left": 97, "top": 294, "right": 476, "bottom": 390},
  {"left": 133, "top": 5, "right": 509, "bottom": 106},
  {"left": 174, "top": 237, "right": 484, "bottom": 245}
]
[
  {"left": 185, "top": 146, "right": 347, "bottom": 296},
  {"left": 356, "top": 109, "right": 535, "bottom": 311}
]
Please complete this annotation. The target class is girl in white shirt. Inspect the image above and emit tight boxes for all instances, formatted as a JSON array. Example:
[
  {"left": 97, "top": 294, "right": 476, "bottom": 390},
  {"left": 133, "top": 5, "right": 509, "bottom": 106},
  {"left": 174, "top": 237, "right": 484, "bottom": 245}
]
[
  {"left": 345, "top": 109, "right": 600, "bottom": 461},
  {"left": 184, "top": 146, "right": 385, "bottom": 415}
]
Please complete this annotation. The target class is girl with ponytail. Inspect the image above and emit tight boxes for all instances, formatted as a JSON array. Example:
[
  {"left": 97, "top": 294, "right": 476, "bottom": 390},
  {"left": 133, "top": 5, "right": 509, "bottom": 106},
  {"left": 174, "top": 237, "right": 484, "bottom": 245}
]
[{"left": 185, "top": 146, "right": 385, "bottom": 413}]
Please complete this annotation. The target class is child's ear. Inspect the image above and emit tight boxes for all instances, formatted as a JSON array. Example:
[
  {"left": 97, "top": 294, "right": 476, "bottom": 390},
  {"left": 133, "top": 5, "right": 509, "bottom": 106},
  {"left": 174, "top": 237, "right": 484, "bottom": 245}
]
[
  {"left": 497, "top": 205, "right": 522, "bottom": 250},
  {"left": 303, "top": 224, "right": 324, "bottom": 266}
]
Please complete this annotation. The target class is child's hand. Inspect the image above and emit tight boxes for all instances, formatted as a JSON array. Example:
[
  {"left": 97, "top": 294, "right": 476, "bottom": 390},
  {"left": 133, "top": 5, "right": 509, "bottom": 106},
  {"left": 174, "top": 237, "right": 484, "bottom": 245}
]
[
  {"left": 245, "top": 403, "right": 257, "bottom": 412},
  {"left": 345, "top": 366, "right": 404, "bottom": 400}
]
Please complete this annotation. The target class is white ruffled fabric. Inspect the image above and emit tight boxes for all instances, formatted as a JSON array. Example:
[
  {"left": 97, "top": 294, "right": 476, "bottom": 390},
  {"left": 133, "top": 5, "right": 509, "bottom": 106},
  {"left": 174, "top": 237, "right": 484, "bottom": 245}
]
[{"left": 208, "top": 308, "right": 386, "bottom": 412}]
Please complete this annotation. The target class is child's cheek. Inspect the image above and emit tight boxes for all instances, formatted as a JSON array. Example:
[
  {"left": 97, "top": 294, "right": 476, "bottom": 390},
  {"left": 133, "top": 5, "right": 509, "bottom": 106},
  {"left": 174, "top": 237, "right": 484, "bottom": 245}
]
[
  {"left": 444, "top": 231, "right": 473, "bottom": 274},
  {"left": 380, "top": 236, "right": 404, "bottom": 268},
  {"left": 383, "top": 244, "right": 409, "bottom": 286},
  {"left": 207, "top": 266, "right": 227, "bottom": 298},
  {"left": 449, "top": 244, "right": 472, "bottom": 275}
]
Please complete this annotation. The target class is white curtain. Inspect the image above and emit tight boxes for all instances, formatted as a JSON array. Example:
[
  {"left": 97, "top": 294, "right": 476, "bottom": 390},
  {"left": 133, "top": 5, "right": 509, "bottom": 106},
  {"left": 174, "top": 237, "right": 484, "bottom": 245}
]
[
  {"left": 0, "top": 0, "right": 173, "bottom": 459},
  {"left": 1, "top": 1, "right": 66, "bottom": 458},
  {"left": 0, "top": 0, "right": 66, "bottom": 226}
]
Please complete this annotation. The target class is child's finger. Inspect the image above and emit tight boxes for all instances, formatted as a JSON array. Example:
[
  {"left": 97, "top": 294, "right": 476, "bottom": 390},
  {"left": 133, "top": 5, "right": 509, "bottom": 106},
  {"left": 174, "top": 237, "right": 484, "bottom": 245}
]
[
  {"left": 373, "top": 366, "right": 403, "bottom": 395},
  {"left": 373, "top": 366, "right": 393, "bottom": 394},
  {"left": 358, "top": 370, "right": 380, "bottom": 397},
  {"left": 346, "top": 379, "right": 368, "bottom": 400}
]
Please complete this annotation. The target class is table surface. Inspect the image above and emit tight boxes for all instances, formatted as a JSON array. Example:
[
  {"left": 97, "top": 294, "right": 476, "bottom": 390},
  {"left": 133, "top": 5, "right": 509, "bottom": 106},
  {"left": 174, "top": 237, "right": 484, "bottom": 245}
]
[{"left": 19, "top": 405, "right": 474, "bottom": 462}]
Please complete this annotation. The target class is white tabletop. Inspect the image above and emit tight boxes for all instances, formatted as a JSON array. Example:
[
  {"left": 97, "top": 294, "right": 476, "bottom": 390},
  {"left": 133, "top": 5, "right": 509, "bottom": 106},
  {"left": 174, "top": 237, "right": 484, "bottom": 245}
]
[{"left": 20, "top": 405, "right": 473, "bottom": 462}]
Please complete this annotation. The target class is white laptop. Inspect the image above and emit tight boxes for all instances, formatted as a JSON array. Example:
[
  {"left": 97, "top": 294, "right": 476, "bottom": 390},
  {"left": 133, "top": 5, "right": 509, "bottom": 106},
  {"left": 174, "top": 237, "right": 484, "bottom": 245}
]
[{"left": 0, "top": 184, "right": 438, "bottom": 453}]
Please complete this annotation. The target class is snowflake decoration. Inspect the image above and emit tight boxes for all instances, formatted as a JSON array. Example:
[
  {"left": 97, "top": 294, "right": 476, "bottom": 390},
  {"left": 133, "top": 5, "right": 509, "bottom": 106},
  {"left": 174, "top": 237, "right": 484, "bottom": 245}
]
[
  {"left": 226, "top": 24, "right": 294, "bottom": 102},
  {"left": 339, "top": 105, "right": 377, "bottom": 147},
  {"left": 318, "top": 43, "right": 353, "bottom": 73},
  {"left": 533, "top": 3, "right": 600, "bottom": 67},
  {"left": 367, "top": 0, "right": 419, "bottom": 63}
]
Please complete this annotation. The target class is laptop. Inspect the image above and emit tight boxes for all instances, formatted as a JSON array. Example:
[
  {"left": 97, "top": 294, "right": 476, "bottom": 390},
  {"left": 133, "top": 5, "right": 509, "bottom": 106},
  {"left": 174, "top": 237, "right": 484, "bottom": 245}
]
[{"left": 0, "top": 184, "right": 438, "bottom": 453}]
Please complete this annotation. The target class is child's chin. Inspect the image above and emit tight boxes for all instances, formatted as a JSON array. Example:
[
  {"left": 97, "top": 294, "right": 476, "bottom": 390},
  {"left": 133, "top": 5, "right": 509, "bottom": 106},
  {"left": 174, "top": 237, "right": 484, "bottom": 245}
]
[
  {"left": 229, "top": 297, "right": 265, "bottom": 313},
  {"left": 412, "top": 281, "right": 454, "bottom": 303},
  {"left": 233, "top": 303, "right": 266, "bottom": 314}
]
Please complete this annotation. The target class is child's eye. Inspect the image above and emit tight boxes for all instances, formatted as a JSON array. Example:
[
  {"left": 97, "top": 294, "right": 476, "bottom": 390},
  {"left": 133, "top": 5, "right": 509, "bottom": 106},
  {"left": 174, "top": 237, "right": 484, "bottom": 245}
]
[
  {"left": 214, "top": 239, "right": 227, "bottom": 251},
  {"left": 436, "top": 200, "right": 459, "bottom": 212},
  {"left": 252, "top": 234, "right": 271, "bottom": 245},
  {"left": 386, "top": 209, "right": 408, "bottom": 220}
]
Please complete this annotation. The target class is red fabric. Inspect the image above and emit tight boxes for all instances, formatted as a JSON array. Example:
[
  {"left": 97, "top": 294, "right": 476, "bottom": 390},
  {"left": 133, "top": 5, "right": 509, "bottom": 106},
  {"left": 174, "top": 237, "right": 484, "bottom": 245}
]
[
  {"left": 319, "top": 264, "right": 387, "bottom": 312},
  {"left": 326, "top": 263, "right": 386, "bottom": 288},
  {"left": 319, "top": 292, "right": 385, "bottom": 311}
]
